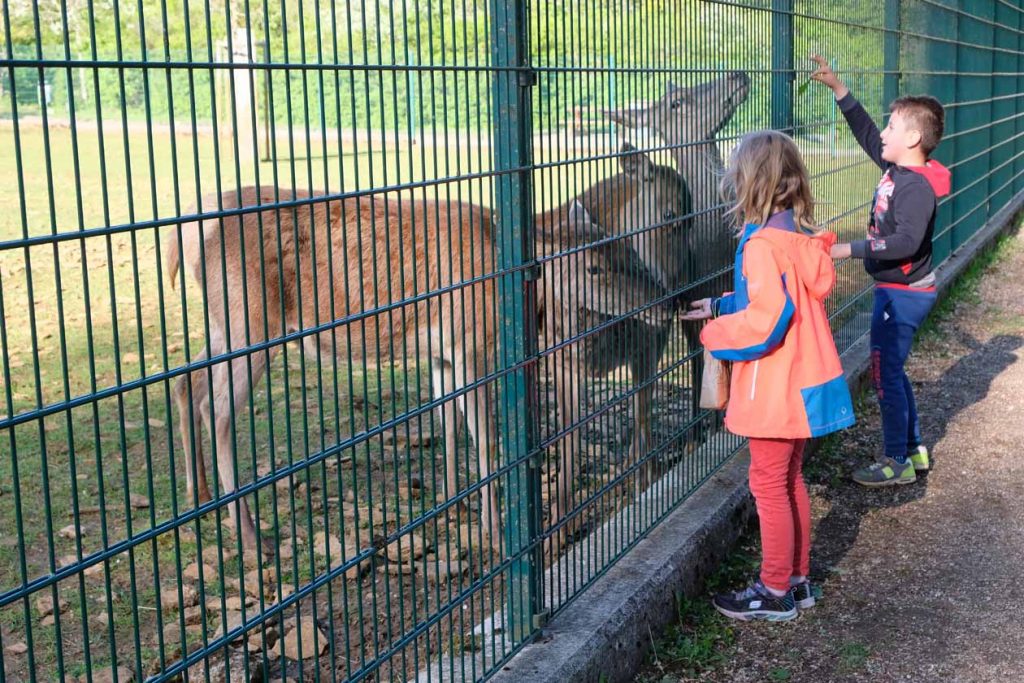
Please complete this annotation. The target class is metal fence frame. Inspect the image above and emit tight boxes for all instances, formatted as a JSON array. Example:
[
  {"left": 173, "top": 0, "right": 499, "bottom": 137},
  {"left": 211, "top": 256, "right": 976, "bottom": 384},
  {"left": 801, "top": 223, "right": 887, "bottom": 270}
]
[{"left": 1, "top": 1, "right": 1023, "bottom": 681}]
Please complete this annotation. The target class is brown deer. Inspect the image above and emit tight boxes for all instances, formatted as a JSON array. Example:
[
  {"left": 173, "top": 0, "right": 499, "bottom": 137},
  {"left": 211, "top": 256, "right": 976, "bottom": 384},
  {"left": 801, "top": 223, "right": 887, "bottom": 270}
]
[
  {"left": 166, "top": 189, "right": 504, "bottom": 555},
  {"left": 165, "top": 148, "right": 684, "bottom": 555},
  {"left": 605, "top": 72, "right": 751, "bottom": 407}
]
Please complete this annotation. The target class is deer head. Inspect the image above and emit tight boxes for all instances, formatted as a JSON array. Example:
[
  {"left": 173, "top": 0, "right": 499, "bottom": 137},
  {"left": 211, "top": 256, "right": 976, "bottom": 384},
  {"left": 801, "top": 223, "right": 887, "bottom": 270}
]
[
  {"left": 605, "top": 71, "right": 751, "bottom": 145},
  {"left": 577, "top": 142, "right": 692, "bottom": 292},
  {"left": 540, "top": 201, "right": 673, "bottom": 331}
]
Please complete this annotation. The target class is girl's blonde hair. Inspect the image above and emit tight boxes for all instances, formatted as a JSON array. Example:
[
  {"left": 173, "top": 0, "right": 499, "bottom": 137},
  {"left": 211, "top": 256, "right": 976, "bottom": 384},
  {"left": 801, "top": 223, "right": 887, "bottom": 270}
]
[{"left": 719, "top": 130, "right": 817, "bottom": 233}]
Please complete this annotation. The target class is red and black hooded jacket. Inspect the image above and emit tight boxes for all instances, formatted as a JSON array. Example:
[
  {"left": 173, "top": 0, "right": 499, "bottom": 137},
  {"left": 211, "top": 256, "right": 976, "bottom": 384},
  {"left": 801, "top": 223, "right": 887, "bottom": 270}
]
[{"left": 837, "top": 92, "right": 952, "bottom": 286}]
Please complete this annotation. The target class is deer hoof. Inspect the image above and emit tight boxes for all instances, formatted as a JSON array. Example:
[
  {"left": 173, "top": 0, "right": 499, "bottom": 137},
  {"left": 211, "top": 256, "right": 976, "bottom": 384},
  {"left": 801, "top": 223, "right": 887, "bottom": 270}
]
[
  {"left": 546, "top": 529, "right": 568, "bottom": 557},
  {"left": 197, "top": 486, "right": 213, "bottom": 505},
  {"left": 636, "top": 466, "right": 652, "bottom": 492},
  {"left": 239, "top": 532, "right": 276, "bottom": 565},
  {"left": 187, "top": 485, "right": 213, "bottom": 506}
]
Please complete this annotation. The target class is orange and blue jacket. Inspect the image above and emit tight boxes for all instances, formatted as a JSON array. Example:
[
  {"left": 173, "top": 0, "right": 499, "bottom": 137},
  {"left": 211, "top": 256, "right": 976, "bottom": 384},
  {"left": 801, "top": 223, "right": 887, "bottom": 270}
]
[{"left": 701, "top": 212, "right": 855, "bottom": 439}]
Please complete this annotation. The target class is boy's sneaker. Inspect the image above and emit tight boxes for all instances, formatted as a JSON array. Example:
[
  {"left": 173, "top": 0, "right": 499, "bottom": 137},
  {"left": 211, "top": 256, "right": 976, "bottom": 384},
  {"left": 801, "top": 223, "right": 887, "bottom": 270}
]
[
  {"left": 790, "top": 580, "right": 819, "bottom": 609},
  {"left": 712, "top": 580, "right": 797, "bottom": 622},
  {"left": 852, "top": 456, "right": 916, "bottom": 487},
  {"left": 909, "top": 445, "right": 930, "bottom": 471}
]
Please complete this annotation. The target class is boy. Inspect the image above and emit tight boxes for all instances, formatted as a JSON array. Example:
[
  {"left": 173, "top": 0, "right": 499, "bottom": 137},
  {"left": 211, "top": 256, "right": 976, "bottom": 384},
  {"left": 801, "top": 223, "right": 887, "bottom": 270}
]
[{"left": 810, "top": 55, "right": 951, "bottom": 487}]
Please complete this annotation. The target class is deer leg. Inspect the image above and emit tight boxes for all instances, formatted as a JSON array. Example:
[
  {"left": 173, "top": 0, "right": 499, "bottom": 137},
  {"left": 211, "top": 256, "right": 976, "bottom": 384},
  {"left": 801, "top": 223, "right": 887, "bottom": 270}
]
[
  {"left": 629, "top": 367, "right": 655, "bottom": 492},
  {"left": 431, "top": 359, "right": 463, "bottom": 504},
  {"left": 211, "top": 348, "right": 272, "bottom": 558},
  {"left": 551, "top": 351, "right": 583, "bottom": 548},
  {"left": 173, "top": 346, "right": 213, "bottom": 505},
  {"left": 454, "top": 356, "right": 501, "bottom": 552},
  {"left": 631, "top": 330, "right": 667, "bottom": 492}
]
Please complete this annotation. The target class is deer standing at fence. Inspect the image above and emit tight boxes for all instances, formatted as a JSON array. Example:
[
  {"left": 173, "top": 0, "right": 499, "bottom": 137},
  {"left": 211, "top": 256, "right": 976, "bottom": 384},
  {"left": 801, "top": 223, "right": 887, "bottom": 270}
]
[
  {"left": 606, "top": 72, "right": 751, "bottom": 406},
  {"left": 164, "top": 149, "right": 683, "bottom": 555},
  {"left": 538, "top": 145, "right": 690, "bottom": 539}
]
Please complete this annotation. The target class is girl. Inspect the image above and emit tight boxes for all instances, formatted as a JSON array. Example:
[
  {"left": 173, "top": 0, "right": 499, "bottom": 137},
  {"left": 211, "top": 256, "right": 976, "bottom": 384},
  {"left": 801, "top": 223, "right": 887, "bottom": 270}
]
[{"left": 682, "top": 130, "right": 855, "bottom": 621}]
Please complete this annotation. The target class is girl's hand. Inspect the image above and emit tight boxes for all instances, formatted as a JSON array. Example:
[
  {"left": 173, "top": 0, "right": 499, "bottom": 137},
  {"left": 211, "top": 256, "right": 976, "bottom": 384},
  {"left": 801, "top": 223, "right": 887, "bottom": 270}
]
[
  {"left": 681, "top": 298, "right": 713, "bottom": 321},
  {"left": 809, "top": 55, "right": 849, "bottom": 100}
]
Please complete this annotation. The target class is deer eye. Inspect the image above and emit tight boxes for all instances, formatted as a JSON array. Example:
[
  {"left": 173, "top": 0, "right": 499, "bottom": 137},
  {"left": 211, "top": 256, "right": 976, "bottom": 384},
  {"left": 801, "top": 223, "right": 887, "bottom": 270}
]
[
  {"left": 586, "top": 266, "right": 604, "bottom": 276},
  {"left": 662, "top": 210, "right": 676, "bottom": 221},
  {"left": 670, "top": 98, "right": 684, "bottom": 109}
]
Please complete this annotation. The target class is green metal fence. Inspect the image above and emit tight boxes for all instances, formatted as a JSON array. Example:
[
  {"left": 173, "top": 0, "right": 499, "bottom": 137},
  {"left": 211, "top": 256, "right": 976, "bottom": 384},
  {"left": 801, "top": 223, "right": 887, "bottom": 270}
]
[{"left": 0, "top": 0, "right": 1021, "bottom": 681}]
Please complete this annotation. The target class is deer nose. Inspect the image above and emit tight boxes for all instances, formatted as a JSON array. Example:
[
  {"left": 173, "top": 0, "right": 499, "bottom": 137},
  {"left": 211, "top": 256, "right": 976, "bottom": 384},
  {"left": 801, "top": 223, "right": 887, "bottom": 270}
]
[{"left": 728, "top": 71, "right": 750, "bottom": 88}]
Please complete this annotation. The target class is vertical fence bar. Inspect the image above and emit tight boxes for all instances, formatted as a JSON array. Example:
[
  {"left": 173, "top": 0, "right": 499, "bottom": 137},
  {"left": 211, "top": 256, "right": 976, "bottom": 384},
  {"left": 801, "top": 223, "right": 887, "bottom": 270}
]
[
  {"left": 488, "top": 0, "right": 542, "bottom": 645},
  {"left": 1016, "top": 0, "right": 1024, "bottom": 196},
  {"left": 771, "top": 0, "right": 794, "bottom": 134}
]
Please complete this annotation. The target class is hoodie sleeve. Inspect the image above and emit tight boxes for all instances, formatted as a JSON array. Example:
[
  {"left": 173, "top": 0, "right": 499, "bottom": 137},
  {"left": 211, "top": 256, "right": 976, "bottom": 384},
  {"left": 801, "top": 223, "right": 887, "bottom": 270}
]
[
  {"left": 849, "top": 179, "right": 934, "bottom": 260},
  {"left": 701, "top": 240, "right": 795, "bottom": 362},
  {"left": 837, "top": 92, "right": 887, "bottom": 170},
  {"left": 713, "top": 293, "right": 735, "bottom": 317}
]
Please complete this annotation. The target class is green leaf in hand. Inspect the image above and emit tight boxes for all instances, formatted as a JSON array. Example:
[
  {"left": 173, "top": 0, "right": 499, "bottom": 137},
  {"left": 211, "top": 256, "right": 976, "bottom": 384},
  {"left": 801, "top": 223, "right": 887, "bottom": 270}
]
[{"left": 797, "top": 78, "right": 810, "bottom": 96}]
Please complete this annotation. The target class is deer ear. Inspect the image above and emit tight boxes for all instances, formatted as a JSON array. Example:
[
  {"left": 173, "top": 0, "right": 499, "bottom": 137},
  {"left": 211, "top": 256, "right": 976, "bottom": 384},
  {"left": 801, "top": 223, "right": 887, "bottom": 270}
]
[
  {"left": 604, "top": 107, "right": 649, "bottom": 129},
  {"left": 618, "top": 143, "right": 655, "bottom": 180},
  {"left": 567, "top": 200, "right": 594, "bottom": 230}
]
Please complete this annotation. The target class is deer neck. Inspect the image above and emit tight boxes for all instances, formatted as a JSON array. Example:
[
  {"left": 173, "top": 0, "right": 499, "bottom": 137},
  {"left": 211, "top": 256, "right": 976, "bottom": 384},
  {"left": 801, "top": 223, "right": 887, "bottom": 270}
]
[{"left": 671, "top": 139, "right": 724, "bottom": 214}]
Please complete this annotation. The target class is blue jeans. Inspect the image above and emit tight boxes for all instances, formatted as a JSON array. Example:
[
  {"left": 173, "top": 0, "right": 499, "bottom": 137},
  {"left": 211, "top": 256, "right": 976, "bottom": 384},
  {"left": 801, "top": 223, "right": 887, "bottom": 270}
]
[{"left": 871, "top": 286, "right": 937, "bottom": 461}]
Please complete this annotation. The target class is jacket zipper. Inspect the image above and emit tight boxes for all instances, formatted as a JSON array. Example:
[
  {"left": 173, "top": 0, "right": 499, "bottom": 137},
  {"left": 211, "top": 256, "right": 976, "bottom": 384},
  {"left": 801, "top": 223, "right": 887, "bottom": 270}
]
[{"left": 750, "top": 360, "right": 760, "bottom": 401}]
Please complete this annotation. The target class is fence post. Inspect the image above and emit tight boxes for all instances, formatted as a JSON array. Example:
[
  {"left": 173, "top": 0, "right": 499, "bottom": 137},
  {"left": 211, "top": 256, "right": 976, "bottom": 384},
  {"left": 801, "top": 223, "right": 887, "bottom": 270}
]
[
  {"left": 771, "top": 0, "right": 794, "bottom": 134},
  {"left": 407, "top": 47, "right": 419, "bottom": 142},
  {"left": 949, "top": 0, "right": 994, "bottom": 251},
  {"left": 926, "top": 4, "right": 958, "bottom": 263},
  {"left": 830, "top": 59, "right": 837, "bottom": 158},
  {"left": 992, "top": 1, "right": 1015, "bottom": 211},
  {"left": 883, "top": 0, "right": 900, "bottom": 111},
  {"left": 1017, "top": 0, "right": 1024, "bottom": 195},
  {"left": 261, "top": 41, "right": 271, "bottom": 163},
  {"left": 230, "top": 27, "right": 256, "bottom": 162},
  {"left": 489, "top": 0, "right": 542, "bottom": 643},
  {"left": 608, "top": 54, "right": 616, "bottom": 146}
]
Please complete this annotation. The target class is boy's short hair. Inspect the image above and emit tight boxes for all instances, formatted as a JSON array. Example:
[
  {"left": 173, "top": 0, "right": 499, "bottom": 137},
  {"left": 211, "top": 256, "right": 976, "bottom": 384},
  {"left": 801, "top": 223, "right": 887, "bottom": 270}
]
[{"left": 890, "top": 95, "right": 945, "bottom": 155}]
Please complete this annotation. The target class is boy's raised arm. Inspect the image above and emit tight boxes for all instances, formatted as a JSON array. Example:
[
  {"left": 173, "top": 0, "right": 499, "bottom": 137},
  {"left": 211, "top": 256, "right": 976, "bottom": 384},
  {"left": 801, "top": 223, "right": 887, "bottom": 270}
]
[{"left": 810, "top": 55, "right": 887, "bottom": 170}]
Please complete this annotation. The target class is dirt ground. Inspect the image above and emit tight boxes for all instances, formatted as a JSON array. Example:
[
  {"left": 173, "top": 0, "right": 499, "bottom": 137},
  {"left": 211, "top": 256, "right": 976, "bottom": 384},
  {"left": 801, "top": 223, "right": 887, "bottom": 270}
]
[{"left": 636, "top": 228, "right": 1024, "bottom": 683}]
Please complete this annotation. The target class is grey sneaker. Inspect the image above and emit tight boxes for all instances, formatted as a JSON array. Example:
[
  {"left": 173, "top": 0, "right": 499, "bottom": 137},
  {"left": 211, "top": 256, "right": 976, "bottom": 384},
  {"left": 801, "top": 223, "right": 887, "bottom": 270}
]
[
  {"left": 790, "top": 580, "right": 819, "bottom": 609},
  {"left": 712, "top": 580, "right": 797, "bottom": 622},
  {"left": 852, "top": 456, "right": 916, "bottom": 487}
]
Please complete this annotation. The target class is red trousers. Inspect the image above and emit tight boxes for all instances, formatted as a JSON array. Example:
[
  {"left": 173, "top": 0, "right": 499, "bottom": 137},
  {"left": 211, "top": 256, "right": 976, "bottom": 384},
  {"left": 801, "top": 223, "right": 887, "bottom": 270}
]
[{"left": 748, "top": 438, "right": 811, "bottom": 592}]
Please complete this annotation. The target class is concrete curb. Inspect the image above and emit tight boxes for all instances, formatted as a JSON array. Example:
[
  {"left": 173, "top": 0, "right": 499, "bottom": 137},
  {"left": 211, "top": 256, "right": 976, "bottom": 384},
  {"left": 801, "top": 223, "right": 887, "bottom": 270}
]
[{"left": 484, "top": 191, "right": 1024, "bottom": 683}]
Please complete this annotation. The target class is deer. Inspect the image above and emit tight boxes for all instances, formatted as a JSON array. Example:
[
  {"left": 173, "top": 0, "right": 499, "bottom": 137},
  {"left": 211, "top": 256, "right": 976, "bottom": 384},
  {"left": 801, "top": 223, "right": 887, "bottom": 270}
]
[
  {"left": 538, "top": 145, "right": 691, "bottom": 538},
  {"left": 164, "top": 145, "right": 686, "bottom": 556},
  {"left": 605, "top": 71, "right": 751, "bottom": 413}
]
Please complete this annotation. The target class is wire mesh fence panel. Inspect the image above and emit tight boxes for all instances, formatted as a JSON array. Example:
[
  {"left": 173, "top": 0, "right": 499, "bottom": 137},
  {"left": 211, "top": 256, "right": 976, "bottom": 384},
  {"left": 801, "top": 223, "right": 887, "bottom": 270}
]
[{"left": 0, "top": 0, "right": 1021, "bottom": 681}]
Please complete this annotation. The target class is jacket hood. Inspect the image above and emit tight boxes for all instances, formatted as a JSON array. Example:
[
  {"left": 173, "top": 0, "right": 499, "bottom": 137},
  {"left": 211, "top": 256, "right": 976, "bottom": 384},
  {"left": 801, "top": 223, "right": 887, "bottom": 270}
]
[
  {"left": 751, "top": 228, "right": 837, "bottom": 301},
  {"left": 906, "top": 159, "right": 951, "bottom": 197}
]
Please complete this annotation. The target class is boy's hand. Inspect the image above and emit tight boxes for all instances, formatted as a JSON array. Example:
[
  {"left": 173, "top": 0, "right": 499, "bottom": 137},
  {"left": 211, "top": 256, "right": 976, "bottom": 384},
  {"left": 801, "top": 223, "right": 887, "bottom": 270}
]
[
  {"left": 809, "top": 55, "right": 849, "bottom": 100},
  {"left": 681, "top": 298, "right": 713, "bottom": 321},
  {"left": 830, "top": 242, "right": 852, "bottom": 260}
]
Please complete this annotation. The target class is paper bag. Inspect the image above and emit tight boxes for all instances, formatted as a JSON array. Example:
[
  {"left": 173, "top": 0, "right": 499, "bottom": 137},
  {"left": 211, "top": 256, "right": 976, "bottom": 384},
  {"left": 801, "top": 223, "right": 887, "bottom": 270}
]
[{"left": 699, "top": 347, "right": 731, "bottom": 410}]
